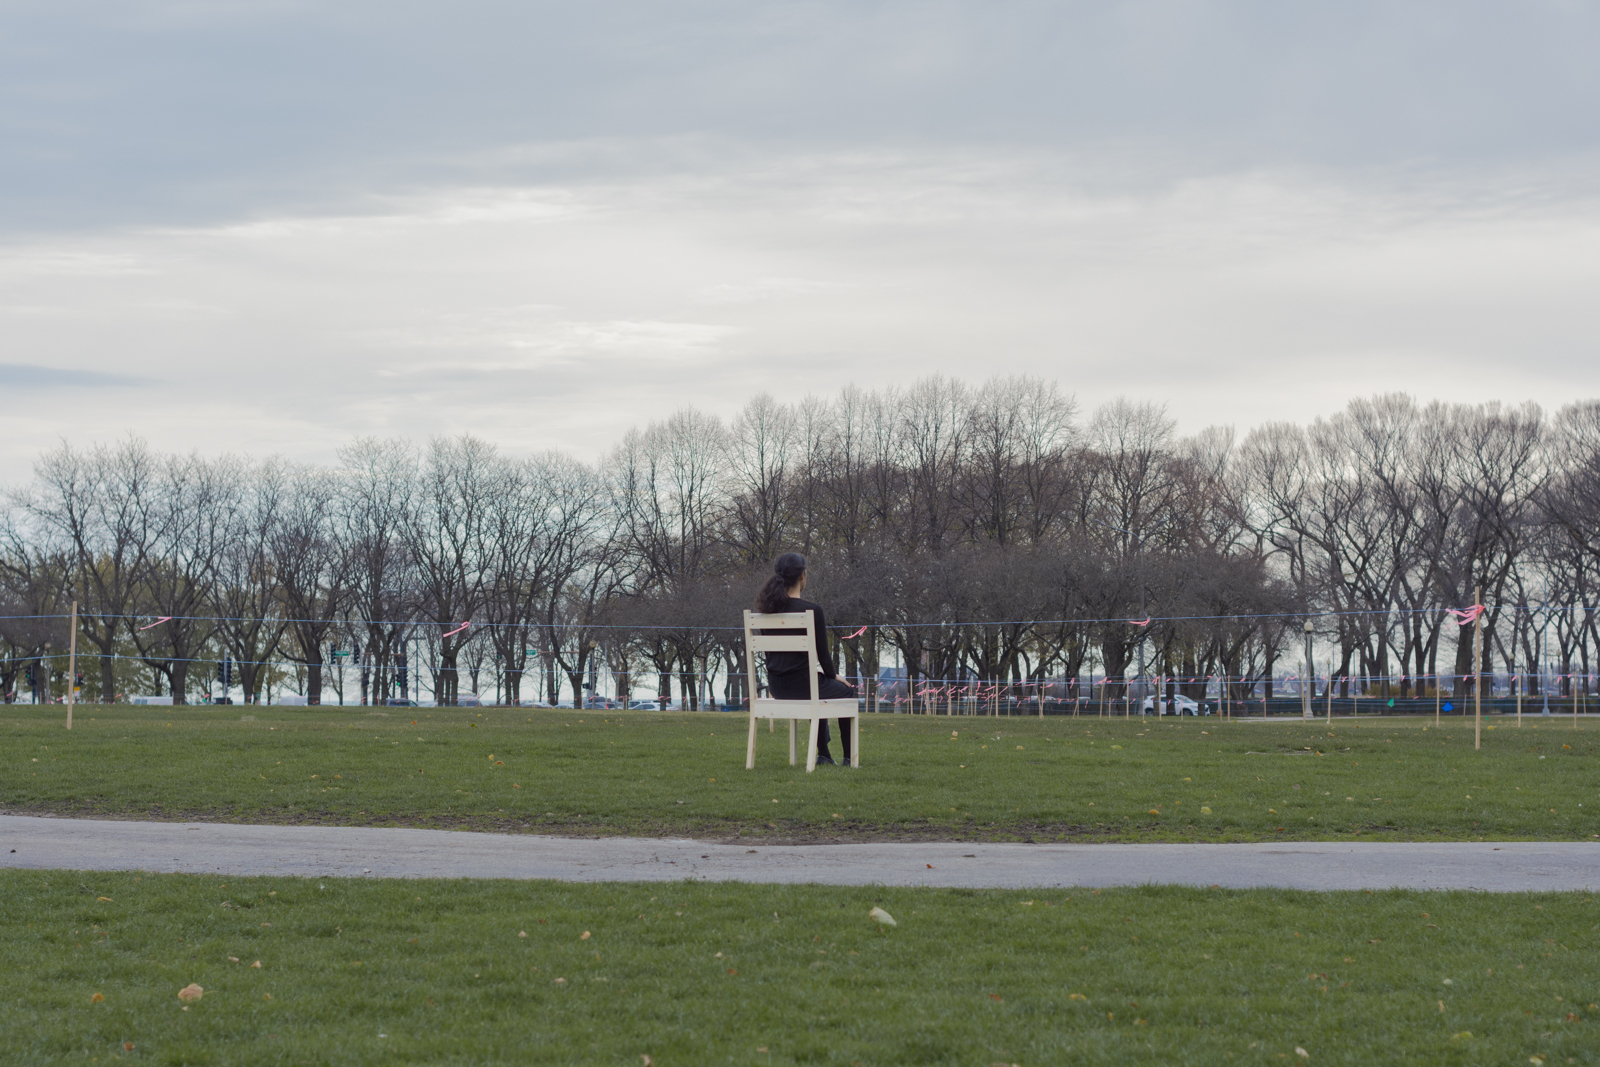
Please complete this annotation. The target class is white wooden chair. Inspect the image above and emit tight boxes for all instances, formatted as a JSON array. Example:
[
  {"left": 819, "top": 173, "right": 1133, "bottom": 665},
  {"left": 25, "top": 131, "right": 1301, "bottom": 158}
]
[{"left": 743, "top": 609, "right": 860, "bottom": 772}]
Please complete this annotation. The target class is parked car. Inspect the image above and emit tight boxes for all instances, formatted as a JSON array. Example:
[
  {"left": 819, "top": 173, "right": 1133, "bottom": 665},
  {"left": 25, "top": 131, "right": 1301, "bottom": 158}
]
[
  {"left": 130, "top": 695, "right": 173, "bottom": 706},
  {"left": 385, "top": 698, "right": 419, "bottom": 707},
  {"left": 627, "top": 700, "right": 662, "bottom": 711},
  {"left": 452, "top": 693, "right": 484, "bottom": 707},
  {"left": 1139, "top": 694, "right": 1210, "bottom": 716},
  {"left": 583, "top": 698, "right": 619, "bottom": 709}
]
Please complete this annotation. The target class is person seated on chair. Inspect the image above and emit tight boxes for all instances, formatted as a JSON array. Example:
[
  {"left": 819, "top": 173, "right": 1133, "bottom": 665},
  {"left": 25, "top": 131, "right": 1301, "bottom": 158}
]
[{"left": 756, "top": 551, "right": 857, "bottom": 766}]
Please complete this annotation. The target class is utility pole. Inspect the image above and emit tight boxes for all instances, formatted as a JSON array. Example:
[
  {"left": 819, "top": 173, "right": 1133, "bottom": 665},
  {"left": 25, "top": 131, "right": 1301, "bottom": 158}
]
[
  {"left": 1473, "top": 584, "right": 1483, "bottom": 750},
  {"left": 1301, "top": 621, "right": 1314, "bottom": 721},
  {"left": 66, "top": 600, "right": 78, "bottom": 730},
  {"left": 1541, "top": 592, "right": 1551, "bottom": 715}
]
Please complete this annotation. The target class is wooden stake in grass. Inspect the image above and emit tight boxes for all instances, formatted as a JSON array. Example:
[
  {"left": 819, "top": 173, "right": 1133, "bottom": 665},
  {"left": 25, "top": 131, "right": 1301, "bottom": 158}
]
[
  {"left": 65, "top": 600, "right": 78, "bottom": 732},
  {"left": 1473, "top": 585, "right": 1482, "bottom": 751},
  {"left": 1516, "top": 660, "right": 1522, "bottom": 728}
]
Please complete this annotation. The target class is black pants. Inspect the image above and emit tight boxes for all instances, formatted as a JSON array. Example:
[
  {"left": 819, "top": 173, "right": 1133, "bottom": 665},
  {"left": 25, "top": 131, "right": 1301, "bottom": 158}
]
[{"left": 773, "top": 675, "right": 857, "bottom": 762}]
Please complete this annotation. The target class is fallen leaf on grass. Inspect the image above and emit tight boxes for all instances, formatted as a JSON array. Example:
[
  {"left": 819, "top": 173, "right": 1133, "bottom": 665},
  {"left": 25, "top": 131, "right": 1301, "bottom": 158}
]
[
  {"left": 869, "top": 907, "right": 896, "bottom": 926},
  {"left": 97, "top": 896, "right": 112, "bottom": 903},
  {"left": 580, "top": 931, "right": 591, "bottom": 940},
  {"left": 989, "top": 993, "right": 1002, "bottom": 1002},
  {"left": 1295, "top": 1049, "right": 1309, "bottom": 1060},
  {"left": 727, "top": 968, "right": 739, "bottom": 975},
  {"left": 90, "top": 993, "right": 104, "bottom": 1003},
  {"left": 1069, "top": 993, "right": 1087, "bottom": 1001},
  {"left": 177, "top": 984, "right": 204, "bottom": 1003},
  {"left": 228, "top": 956, "right": 239, "bottom": 963},
  {"left": 123, "top": 1043, "right": 134, "bottom": 1052},
  {"left": 252, "top": 960, "right": 261, "bottom": 969},
  {"left": 641, "top": 1056, "right": 654, "bottom": 1066}
]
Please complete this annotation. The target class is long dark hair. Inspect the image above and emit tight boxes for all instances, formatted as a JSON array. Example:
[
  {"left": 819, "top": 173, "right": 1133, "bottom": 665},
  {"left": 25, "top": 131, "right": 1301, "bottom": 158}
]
[{"left": 756, "top": 552, "right": 806, "bottom": 613}]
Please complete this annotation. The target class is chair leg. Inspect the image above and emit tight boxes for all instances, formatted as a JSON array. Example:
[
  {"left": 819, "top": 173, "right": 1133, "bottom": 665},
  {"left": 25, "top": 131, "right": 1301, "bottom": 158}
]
[
  {"left": 806, "top": 717, "right": 820, "bottom": 773},
  {"left": 746, "top": 714, "right": 758, "bottom": 770},
  {"left": 852, "top": 716, "right": 861, "bottom": 768},
  {"left": 789, "top": 719, "right": 797, "bottom": 766}
]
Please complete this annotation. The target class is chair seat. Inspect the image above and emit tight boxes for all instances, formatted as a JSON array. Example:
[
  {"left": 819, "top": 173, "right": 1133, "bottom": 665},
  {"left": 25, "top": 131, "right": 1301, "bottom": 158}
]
[{"left": 749, "top": 697, "right": 859, "bottom": 720}]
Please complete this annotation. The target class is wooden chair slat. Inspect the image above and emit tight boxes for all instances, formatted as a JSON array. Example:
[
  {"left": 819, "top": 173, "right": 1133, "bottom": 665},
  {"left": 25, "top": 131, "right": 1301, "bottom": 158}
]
[{"left": 746, "top": 634, "right": 814, "bottom": 652}]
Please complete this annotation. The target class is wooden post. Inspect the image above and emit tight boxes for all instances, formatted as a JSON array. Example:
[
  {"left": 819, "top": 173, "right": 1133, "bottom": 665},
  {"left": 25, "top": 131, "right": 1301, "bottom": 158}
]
[
  {"left": 65, "top": 600, "right": 78, "bottom": 731},
  {"left": 1327, "top": 658, "right": 1333, "bottom": 724},
  {"left": 1473, "top": 585, "right": 1483, "bottom": 750},
  {"left": 1516, "top": 661, "right": 1522, "bottom": 727},
  {"left": 1434, "top": 670, "right": 1440, "bottom": 727}
]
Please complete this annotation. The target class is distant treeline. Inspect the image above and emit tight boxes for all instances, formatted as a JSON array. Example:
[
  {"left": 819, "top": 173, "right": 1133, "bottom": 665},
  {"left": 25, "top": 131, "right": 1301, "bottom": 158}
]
[{"left": 2, "top": 378, "right": 1597, "bottom": 707}]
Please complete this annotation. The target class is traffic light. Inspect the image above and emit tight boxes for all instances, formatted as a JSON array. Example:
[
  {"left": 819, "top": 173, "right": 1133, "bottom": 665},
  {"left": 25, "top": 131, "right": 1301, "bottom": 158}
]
[{"left": 395, "top": 653, "right": 408, "bottom": 694}]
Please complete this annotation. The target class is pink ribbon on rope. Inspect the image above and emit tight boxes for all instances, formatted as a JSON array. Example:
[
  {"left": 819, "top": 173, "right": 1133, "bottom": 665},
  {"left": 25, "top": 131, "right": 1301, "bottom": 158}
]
[
  {"left": 1447, "top": 605, "right": 1485, "bottom": 626},
  {"left": 442, "top": 621, "right": 471, "bottom": 638},
  {"left": 138, "top": 617, "right": 172, "bottom": 630},
  {"left": 841, "top": 626, "right": 867, "bottom": 639},
  {"left": 1128, "top": 617, "right": 1152, "bottom": 627}
]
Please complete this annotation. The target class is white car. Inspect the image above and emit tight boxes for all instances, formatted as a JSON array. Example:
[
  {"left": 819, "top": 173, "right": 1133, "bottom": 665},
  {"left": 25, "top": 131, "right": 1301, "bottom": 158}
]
[
  {"left": 627, "top": 700, "right": 662, "bottom": 711},
  {"left": 1140, "top": 694, "right": 1207, "bottom": 716}
]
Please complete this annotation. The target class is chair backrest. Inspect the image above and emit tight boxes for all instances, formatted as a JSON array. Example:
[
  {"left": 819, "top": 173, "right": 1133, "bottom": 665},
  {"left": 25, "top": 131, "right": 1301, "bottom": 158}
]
[{"left": 743, "top": 610, "right": 821, "bottom": 704}]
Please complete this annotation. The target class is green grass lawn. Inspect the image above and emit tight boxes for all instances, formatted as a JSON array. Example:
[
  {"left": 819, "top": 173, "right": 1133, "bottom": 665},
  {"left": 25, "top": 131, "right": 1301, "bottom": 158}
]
[
  {"left": 4, "top": 869, "right": 1597, "bottom": 1066},
  {"left": 2, "top": 704, "right": 1597, "bottom": 842}
]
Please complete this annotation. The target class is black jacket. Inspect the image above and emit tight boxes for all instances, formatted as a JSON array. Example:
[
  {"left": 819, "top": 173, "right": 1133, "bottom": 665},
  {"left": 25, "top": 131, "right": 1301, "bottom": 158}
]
[{"left": 761, "top": 595, "right": 838, "bottom": 698}]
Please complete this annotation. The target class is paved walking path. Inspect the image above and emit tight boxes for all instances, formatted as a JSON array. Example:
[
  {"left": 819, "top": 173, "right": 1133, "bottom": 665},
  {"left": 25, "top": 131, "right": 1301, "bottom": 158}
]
[{"left": 3, "top": 815, "right": 1596, "bottom": 891}]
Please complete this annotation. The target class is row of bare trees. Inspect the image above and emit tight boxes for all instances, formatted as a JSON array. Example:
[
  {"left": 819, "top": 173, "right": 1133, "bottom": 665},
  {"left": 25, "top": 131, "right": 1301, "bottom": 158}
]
[{"left": 3, "top": 378, "right": 1597, "bottom": 706}]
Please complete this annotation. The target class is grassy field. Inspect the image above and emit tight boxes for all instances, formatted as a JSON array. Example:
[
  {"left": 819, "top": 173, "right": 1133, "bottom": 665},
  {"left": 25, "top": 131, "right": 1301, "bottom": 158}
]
[
  {"left": 2, "top": 704, "right": 1596, "bottom": 842},
  {"left": 5, "top": 869, "right": 1597, "bottom": 1066}
]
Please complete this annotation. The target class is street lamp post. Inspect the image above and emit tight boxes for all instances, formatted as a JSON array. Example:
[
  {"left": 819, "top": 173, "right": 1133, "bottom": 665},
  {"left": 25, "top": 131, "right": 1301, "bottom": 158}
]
[{"left": 1301, "top": 621, "right": 1315, "bottom": 721}]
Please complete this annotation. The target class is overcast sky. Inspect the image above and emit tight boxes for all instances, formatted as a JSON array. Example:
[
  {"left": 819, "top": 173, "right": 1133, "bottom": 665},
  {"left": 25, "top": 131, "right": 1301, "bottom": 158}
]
[{"left": 3, "top": 1, "right": 1599, "bottom": 480}]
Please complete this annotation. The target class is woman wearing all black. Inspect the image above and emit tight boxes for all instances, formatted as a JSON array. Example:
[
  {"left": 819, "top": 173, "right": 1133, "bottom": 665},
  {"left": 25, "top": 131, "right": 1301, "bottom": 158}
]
[{"left": 755, "top": 552, "right": 857, "bottom": 766}]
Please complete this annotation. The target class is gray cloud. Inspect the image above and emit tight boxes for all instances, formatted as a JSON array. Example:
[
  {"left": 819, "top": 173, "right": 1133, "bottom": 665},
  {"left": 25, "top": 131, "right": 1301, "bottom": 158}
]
[
  {"left": 0, "top": 362, "right": 153, "bottom": 388},
  {"left": 0, "top": 3, "right": 1596, "bottom": 480},
  {"left": 4, "top": 2, "right": 1600, "bottom": 230}
]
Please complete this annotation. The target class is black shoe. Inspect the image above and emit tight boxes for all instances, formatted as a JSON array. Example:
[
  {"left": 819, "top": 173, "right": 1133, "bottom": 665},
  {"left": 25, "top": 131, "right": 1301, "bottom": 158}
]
[
  {"left": 815, "top": 755, "right": 837, "bottom": 766},
  {"left": 840, "top": 758, "right": 852, "bottom": 767}
]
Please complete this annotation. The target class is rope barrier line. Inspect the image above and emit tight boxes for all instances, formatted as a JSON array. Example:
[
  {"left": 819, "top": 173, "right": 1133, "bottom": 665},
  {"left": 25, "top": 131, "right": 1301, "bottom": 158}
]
[{"left": 9, "top": 645, "right": 1595, "bottom": 688}]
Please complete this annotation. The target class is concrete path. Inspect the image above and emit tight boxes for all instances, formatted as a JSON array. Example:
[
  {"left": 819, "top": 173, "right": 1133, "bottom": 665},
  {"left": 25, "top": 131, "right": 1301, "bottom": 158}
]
[{"left": 3, "top": 815, "right": 1597, "bottom": 891}]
